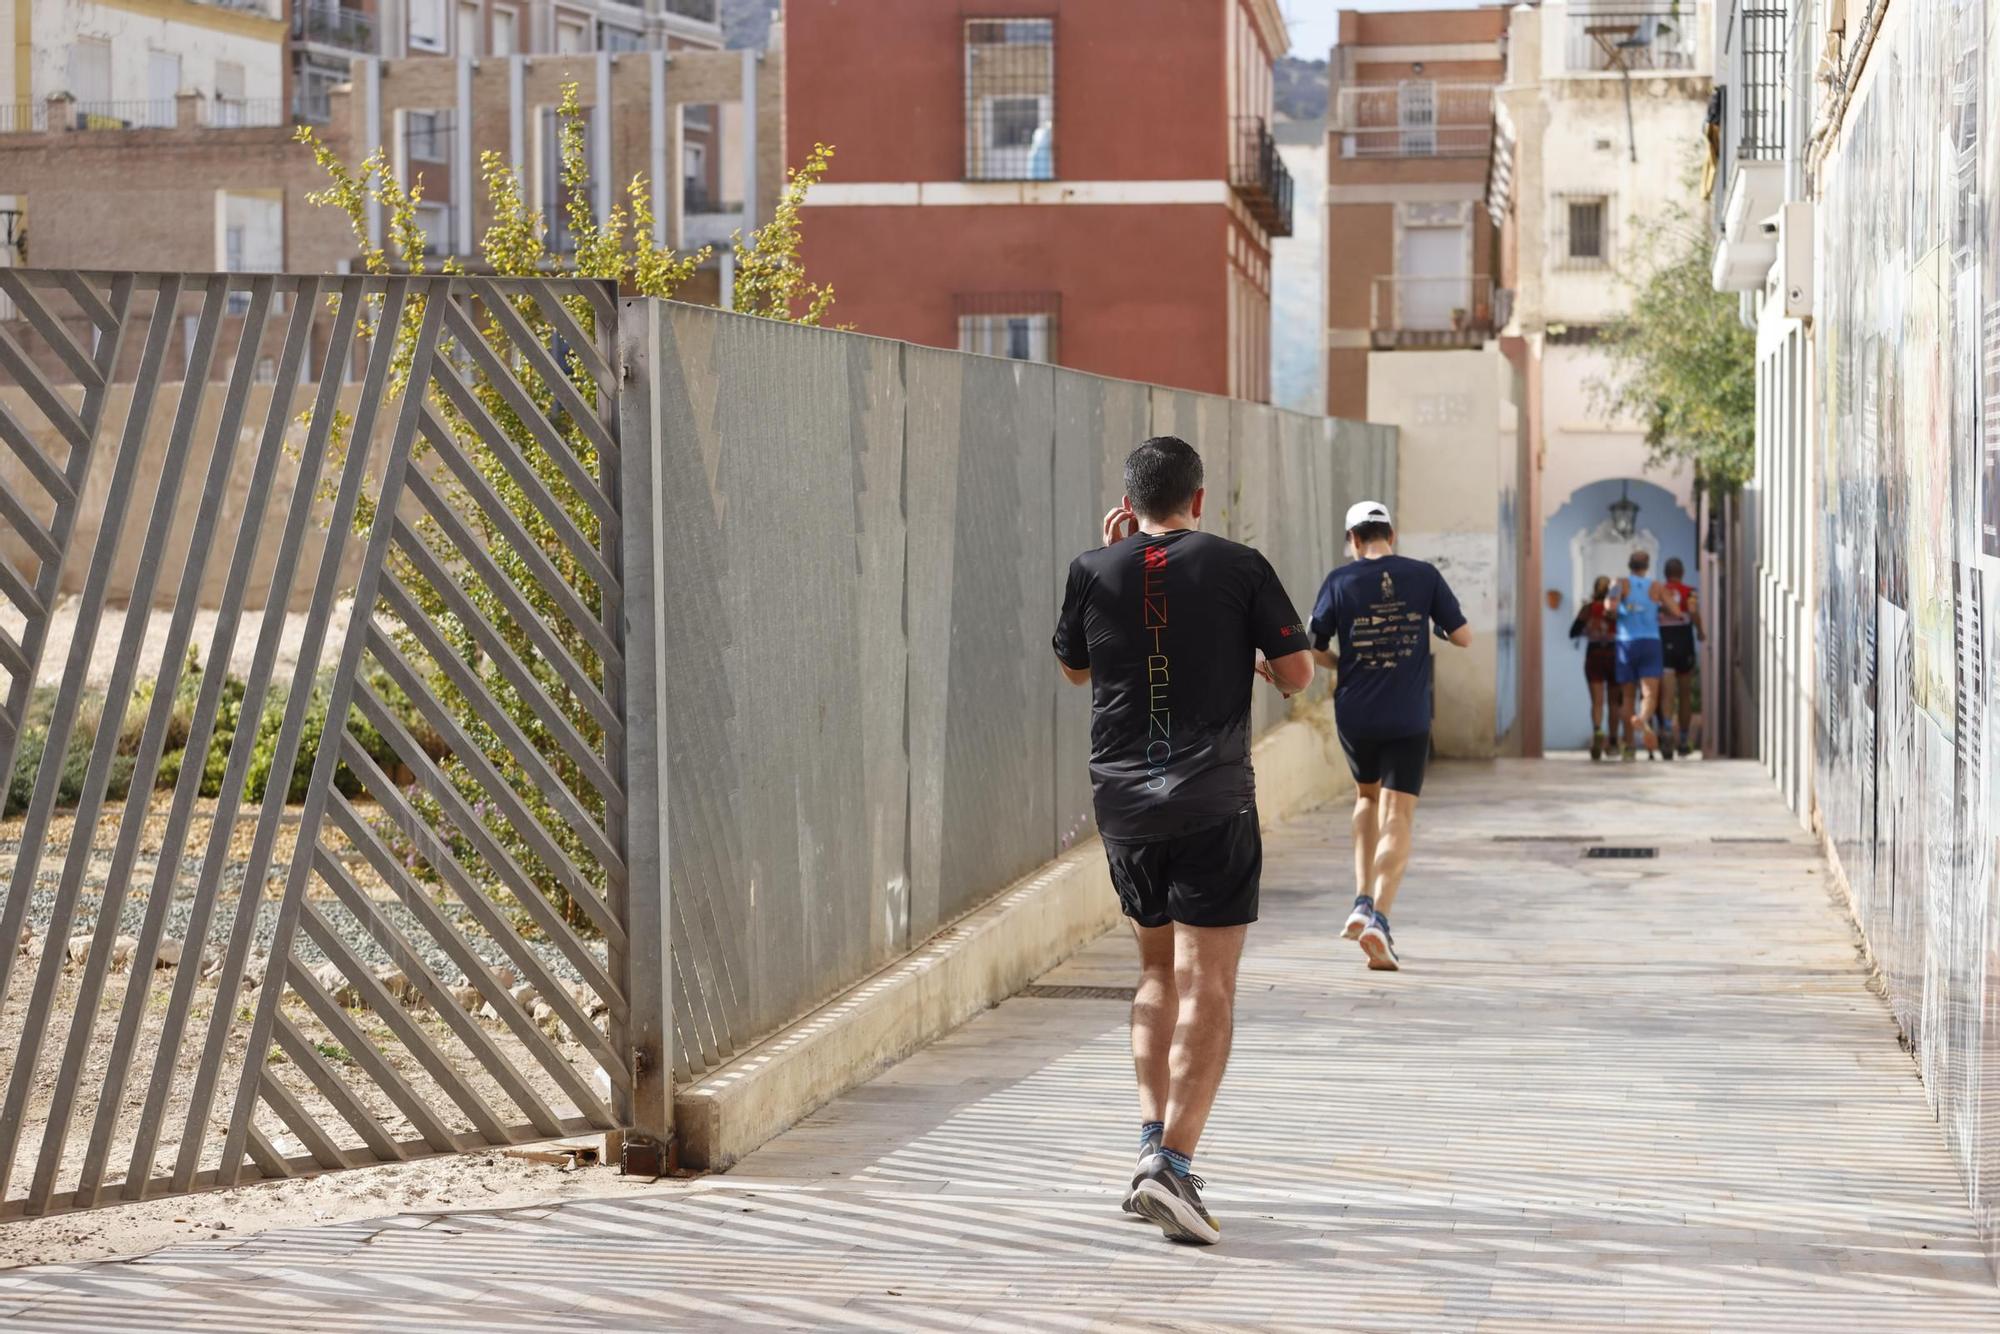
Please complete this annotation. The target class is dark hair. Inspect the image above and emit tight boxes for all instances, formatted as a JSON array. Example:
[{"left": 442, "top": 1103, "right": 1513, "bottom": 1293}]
[
  {"left": 1591, "top": 575, "right": 1612, "bottom": 600},
  {"left": 1663, "top": 557, "right": 1684, "bottom": 580},
  {"left": 1629, "top": 549, "right": 1651, "bottom": 573},
  {"left": 1349, "top": 521, "right": 1394, "bottom": 546},
  {"left": 1123, "top": 436, "right": 1204, "bottom": 519}
]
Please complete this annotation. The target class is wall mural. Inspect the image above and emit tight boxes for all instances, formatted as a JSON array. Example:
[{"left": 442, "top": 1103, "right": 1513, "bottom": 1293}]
[{"left": 1815, "top": 0, "right": 2000, "bottom": 1258}]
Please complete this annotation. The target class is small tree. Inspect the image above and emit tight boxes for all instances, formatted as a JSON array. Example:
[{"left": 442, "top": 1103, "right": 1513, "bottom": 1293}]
[
  {"left": 1589, "top": 198, "right": 1756, "bottom": 493},
  {"left": 294, "top": 85, "right": 836, "bottom": 938}
]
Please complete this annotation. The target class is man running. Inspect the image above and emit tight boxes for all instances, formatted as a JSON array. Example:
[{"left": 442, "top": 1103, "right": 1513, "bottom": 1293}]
[
  {"left": 1614, "top": 549, "right": 1667, "bottom": 761},
  {"left": 1307, "top": 502, "right": 1470, "bottom": 972},
  {"left": 1053, "top": 436, "right": 1313, "bottom": 1247},
  {"left": 1658, "top": 557, "right": 1705, "bottom": 758}
]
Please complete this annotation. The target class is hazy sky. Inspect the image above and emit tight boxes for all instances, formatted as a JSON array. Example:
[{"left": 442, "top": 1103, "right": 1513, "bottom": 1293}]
[{"left": 1283, "top": 0, "right": 1509, "bottom": 59}]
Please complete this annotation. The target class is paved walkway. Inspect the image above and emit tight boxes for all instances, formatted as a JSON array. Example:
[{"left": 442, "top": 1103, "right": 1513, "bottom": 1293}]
[{"left": 4, "top": 758, "right": 1999, "bottom": 1330}]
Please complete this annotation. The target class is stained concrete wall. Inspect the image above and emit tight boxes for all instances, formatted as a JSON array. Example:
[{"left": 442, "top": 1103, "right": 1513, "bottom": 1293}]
[{"left": 633, "top": 301, "right": 1395, "bottom": 1077}]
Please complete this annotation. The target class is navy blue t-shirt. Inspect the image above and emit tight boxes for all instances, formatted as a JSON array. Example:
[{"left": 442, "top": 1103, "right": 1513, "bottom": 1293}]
[{"left": 1308, "top": 554, "right": 1466, "bottom": 740}]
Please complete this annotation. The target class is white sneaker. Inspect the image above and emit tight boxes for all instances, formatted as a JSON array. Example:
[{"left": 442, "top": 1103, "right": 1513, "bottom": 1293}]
[
  {"left": 1342, "top": 895, "right": 1375, "bottom": 941},
  {"left": 1358, "top": 913, "right": 1400, "bottom": 971}
]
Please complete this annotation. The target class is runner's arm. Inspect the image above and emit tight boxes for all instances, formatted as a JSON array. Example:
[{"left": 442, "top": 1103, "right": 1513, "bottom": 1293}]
[
  {"left": 1261, "top": 649, "right": 1314, "bottom": 697},
  {"left": 1057, "top": 660, "right": 1090, "bottom": 686},
  {"left": 1052, "top": 558, "right": 1092, "bottom": 686}
]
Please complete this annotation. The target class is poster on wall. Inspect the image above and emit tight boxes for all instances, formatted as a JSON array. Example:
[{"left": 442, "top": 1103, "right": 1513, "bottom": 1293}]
[{"left": 1908, "top": 247, "right": 1956, "bottom": 736}]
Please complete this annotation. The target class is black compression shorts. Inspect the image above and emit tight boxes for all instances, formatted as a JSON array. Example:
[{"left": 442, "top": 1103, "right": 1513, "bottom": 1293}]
[{"left": 1338, "top": 728, "right": 1430, "bottom": 797}]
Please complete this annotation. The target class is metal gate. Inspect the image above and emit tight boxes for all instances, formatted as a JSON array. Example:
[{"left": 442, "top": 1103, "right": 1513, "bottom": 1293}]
[{"left": 0, "top": 271, "right": 668, "bottom": 1218}]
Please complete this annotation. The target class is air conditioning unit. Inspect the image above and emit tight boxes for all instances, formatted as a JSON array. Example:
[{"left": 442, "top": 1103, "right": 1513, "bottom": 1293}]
[{"left": 1776, "top": 200, "right": 1813, "bottom": 319}]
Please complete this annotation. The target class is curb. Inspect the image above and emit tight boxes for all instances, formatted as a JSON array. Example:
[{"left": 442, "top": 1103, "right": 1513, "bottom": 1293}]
[{"left": 674, "top": 699, "right": 1351, "bottom": 1171}]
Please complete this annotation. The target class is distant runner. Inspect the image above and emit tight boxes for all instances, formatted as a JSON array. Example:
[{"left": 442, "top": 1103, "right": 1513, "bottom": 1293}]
[
  {"left": 1614, "top": 550, "right": 1667, "bottom": 761},
  {"left": 1658, "top": 557, "right": 1705, "bottom": 758},
  {"left": 1569, "top": 575, "right": 1619, "bottom": 761},
  {"left": 1053, "top": 436, "right": 1314, "bottom": 1246},
  {"left": 1307, "top": 502, "right": 1471, "bottom": 971}
]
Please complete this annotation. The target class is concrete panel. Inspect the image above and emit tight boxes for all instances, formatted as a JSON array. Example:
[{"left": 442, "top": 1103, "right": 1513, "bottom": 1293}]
[
  {"left": 1051, "top": 369, "right": 1148, "bottom": 851},
  {"left": 648, "top": 305, "right": 909, "bottom": 1075},
  {"left": 906, "top": 348, "right": 1058, "bottom": 937}
]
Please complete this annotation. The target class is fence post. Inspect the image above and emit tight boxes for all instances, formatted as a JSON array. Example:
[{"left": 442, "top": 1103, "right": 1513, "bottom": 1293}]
[{"left": 616, "top": 296, "right": 675, "bottom": 1166}]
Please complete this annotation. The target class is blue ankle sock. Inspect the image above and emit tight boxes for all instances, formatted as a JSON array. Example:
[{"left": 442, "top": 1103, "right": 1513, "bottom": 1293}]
[
  {"left": 1161, "top": 1147, "right": 1193, "bottom": 1177},
  {"left": 1139, "top": 1121, "right": 1164, "bottom": 1150}
]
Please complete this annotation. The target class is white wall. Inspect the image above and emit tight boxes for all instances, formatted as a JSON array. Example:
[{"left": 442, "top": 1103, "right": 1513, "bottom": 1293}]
[
  {"left": 1368, "top": 345, "right": 1517, "bottom": 758},
  {"left": 1539, "top": 343, "right": 1695, "bottom": 522},
  {"left": 27, "top": 0, "right": 283, "bottom": 108}
]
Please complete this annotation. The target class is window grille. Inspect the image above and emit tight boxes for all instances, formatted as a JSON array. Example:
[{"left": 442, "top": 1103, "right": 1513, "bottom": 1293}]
[
  {"left": 964, "top": 18, "right": 1055, "bottom": 181},
  {"left": 1557, "top": 196, "right": 1612, "bottom": 269},
  {"left": 956, "top": 293, "right": 1059, "bottom": 364}
]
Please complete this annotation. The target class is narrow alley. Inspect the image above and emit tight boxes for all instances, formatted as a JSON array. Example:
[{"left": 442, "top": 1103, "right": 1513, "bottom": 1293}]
[{"left": 2, "top": 759, "right": 1994, "bottom": 1331}]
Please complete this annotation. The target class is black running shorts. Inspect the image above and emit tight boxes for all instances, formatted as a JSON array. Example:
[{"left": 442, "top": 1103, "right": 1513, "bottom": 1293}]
[
  {"left": 1338, "top": 728, "right": 1430, "bottom": 797},
  {"left": 1660, "top": 624, "right": 1698, "bottom": 674},
  {"left": 1102, "top": 809, "right": 1262, "bottom": 929}
]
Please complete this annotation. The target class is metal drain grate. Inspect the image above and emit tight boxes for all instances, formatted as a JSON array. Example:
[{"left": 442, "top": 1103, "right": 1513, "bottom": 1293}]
[
  {"left": 1018, "top": 984, "right": 1138, "bottom": 1001},
  {"left": 1585, "top": 846, "right": 1657, "bottom": 860}
]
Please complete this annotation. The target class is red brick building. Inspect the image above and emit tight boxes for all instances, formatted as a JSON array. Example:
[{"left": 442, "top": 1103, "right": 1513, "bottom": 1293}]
[
  {"left": 1324, "top": 6, "right": 1507, "bottom": 419},
  {"left": 787, "top": 0, "right": 1292, "bottom": 401}
]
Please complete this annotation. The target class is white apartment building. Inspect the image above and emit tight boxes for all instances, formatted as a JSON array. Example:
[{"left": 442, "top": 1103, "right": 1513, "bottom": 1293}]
[
  {"left": 1, "top": 0, "right": 285, "bottom": 129},
  {"left": 1491, "top": 0, "right": 1715, "bottom": 752}
]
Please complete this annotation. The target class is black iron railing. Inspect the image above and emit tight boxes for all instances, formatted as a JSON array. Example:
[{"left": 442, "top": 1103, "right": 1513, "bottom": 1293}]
[
  {"left": 1230, "top": 117, "right": 1294, "bottom": 238},
  {"left": 293, "top": 1, "right": 376, "bottom": 52},
  {"left": 1733, "top": 6, "right": 1786, "bottom": 161}
]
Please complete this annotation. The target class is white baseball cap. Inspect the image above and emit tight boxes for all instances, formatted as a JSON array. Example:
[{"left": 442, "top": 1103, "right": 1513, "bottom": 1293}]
[{"left": 1344, "top": 500, "right": 1393, "bottom": 531}]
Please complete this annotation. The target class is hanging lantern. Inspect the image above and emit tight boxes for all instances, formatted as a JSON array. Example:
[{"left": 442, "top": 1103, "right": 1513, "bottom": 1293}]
[{"left": 1609, "top": 481, "right": 1640, "bottom": 540}]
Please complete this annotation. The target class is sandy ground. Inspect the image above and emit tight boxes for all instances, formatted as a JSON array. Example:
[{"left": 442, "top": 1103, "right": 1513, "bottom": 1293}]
[
  {"left": 0, "top": 598, "right": 347, "bottom": 690},
  {"left": 2, "top": 792, "right": 615, "bottom": 1239},
  {"left": 0, "top": 1145, "right": 663, "bottom": 1269}
]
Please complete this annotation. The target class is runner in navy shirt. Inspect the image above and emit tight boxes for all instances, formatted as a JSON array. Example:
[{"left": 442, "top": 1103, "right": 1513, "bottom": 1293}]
[{"left": 1306, "top": 501, "right": 1470, "bottom": 971}]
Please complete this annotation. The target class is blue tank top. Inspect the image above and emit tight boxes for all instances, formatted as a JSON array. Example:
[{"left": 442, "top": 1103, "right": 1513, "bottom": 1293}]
[{"left": 1617, "top": 575, "right": 1660, "bottom": 642}]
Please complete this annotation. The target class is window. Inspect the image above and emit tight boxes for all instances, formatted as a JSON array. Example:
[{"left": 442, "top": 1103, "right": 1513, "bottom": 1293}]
[
  {"left": 540, "top": 106, "right": 596, "bottom": 251},
  {"left": 964, "top": 18, "right": 1054, "bottom": 181},
  {"left": 409, "top": 0, "right": 446, "bottom": 50},
  {"left": 557, "top": 20, "right": 588, "bottom": 53},
  {"left": 1562, "top": 196, "right": 1610, "bottom": 267},
  {"left": 69, "top": 37, "right": 113, "bottom": 121},
  {"left": 492, "top": 7, "right": 517, "bottom": 55},
  {"left": 458, "top": 2, "right": 480, "bottom": 56},
  {"left": 407, "top": 110, "right": 448, "bottom": 163},
  {"left": 144, "top": 51, "right": 182, "bottom": 128},
  {"left": 219, "top": 191, "right": 283, "bottom": 313},
  {"left": 1397, "top": 81, "right": 1435, "bottom": 156},
  {"left": 416, "top": 202, "right": 451, "bottom": 258},
  {"left": 599, "top": 23, "right": 647, "bottom": 52},
  {"left": 956, "top": 294, "right": 1059, "bottom": 363}
]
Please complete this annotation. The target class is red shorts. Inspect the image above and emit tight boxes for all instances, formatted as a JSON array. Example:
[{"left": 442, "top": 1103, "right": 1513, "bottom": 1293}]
[{"left": 1584, "top": 642, "right": 1617, "bottom": 684}]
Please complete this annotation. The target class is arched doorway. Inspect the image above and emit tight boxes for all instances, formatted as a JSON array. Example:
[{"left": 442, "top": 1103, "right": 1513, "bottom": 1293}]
[{"left": 1539, "top": 478, "right": 1698, "bottom": 750}]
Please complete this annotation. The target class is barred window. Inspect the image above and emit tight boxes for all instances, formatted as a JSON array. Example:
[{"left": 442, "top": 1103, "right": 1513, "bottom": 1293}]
[
  {"left": 1560, "top": 196, "right": 1611, "bottom": 269},
  {"left": 965, "top": 18, "right": 1055, "bottom": 181},
  {"left": 957, "top": 293, "right": 1059, "bottom": 363}
]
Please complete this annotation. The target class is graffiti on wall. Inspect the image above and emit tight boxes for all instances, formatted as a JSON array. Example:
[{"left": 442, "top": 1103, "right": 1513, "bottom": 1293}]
[{"left": 1816, "top": 0, "right": 2000, "bottom": 1262}]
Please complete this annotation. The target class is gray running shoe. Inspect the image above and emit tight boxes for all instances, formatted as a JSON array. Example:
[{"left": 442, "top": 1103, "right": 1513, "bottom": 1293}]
[
  {"left": 1131, "top": 1154, "right": 1221, "bottom": 1245},
  {"left": 1359, "top": 912, "right": 1400, "bottom": 971},
  {"left": 1122, "top": 1127, "right": 1164, "bottom": 1215},
  {"left": 1342, "top": 894, "right": 1375, "bottom": 941}
]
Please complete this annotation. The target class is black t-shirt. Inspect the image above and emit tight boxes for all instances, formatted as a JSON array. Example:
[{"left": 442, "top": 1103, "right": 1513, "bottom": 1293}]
[
  {"left": 1308, "top": 553, "right": 1466, "bottom": 741},
  {"left": 1053, "top": 529, "right": 1307, "bottom": 842}
]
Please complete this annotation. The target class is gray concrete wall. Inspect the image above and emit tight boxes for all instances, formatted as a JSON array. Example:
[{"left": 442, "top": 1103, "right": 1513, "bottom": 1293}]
[{"left": 636, "top": 302, "right": 1395, "bottom": 1078}]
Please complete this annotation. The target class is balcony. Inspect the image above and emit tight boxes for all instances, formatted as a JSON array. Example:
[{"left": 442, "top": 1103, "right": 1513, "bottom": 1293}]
[
  {"left": 1229, "top": 117, "right": 1294, "bottom": 238},
  {"left": 1709, "top": 5, "right": 1790, "bottom": 290},
  {"left": 1563, "top": 4, "right": 1699, "bottom": 73},
  {"left": 1333, "top": 83, "right": 1494, "bottom": 159},
  {"left": 1369, "top": 275, "right": 1496, "bottom": 349},
  {"left": 294, "top": 1, "right": 376, "bottom": 53},
  {"left": 663, "top": 0, "right": 719, "bottom": 21}
]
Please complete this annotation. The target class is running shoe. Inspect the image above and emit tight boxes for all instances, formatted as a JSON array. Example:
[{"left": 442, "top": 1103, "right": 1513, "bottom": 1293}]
[
  {"left": 1359, "top": 912, "right": 1400, "bottom": 971},
  {"left": 1122, "top": 1126, "right": 1164, "bottom": 1214},
  {"left": 1590, "top": 730, "right": 1604, "bottom": 761},
  {"left": 1621, "top": 745, "right": 1636, "bottom": 763},
  {"left": 1660, "top": 742, "right": 1675, "bottom": 761},
  {"left": 1131, "top": 1154, "right": 1221, "bottom": 1245},
  {"left": 1342, "top": 894, "right": 1376, "bottom": 941}
]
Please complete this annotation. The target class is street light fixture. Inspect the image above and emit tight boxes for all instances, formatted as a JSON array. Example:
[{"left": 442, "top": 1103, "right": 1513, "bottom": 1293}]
[{"left": 1610, "top": 481, "right": 1640, "bottom": 540}]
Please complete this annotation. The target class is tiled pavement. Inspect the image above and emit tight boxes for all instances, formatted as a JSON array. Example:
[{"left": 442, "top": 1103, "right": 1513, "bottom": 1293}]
[{"left": 4, "top": 758, "right": 1999, "bottom": 1330}]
